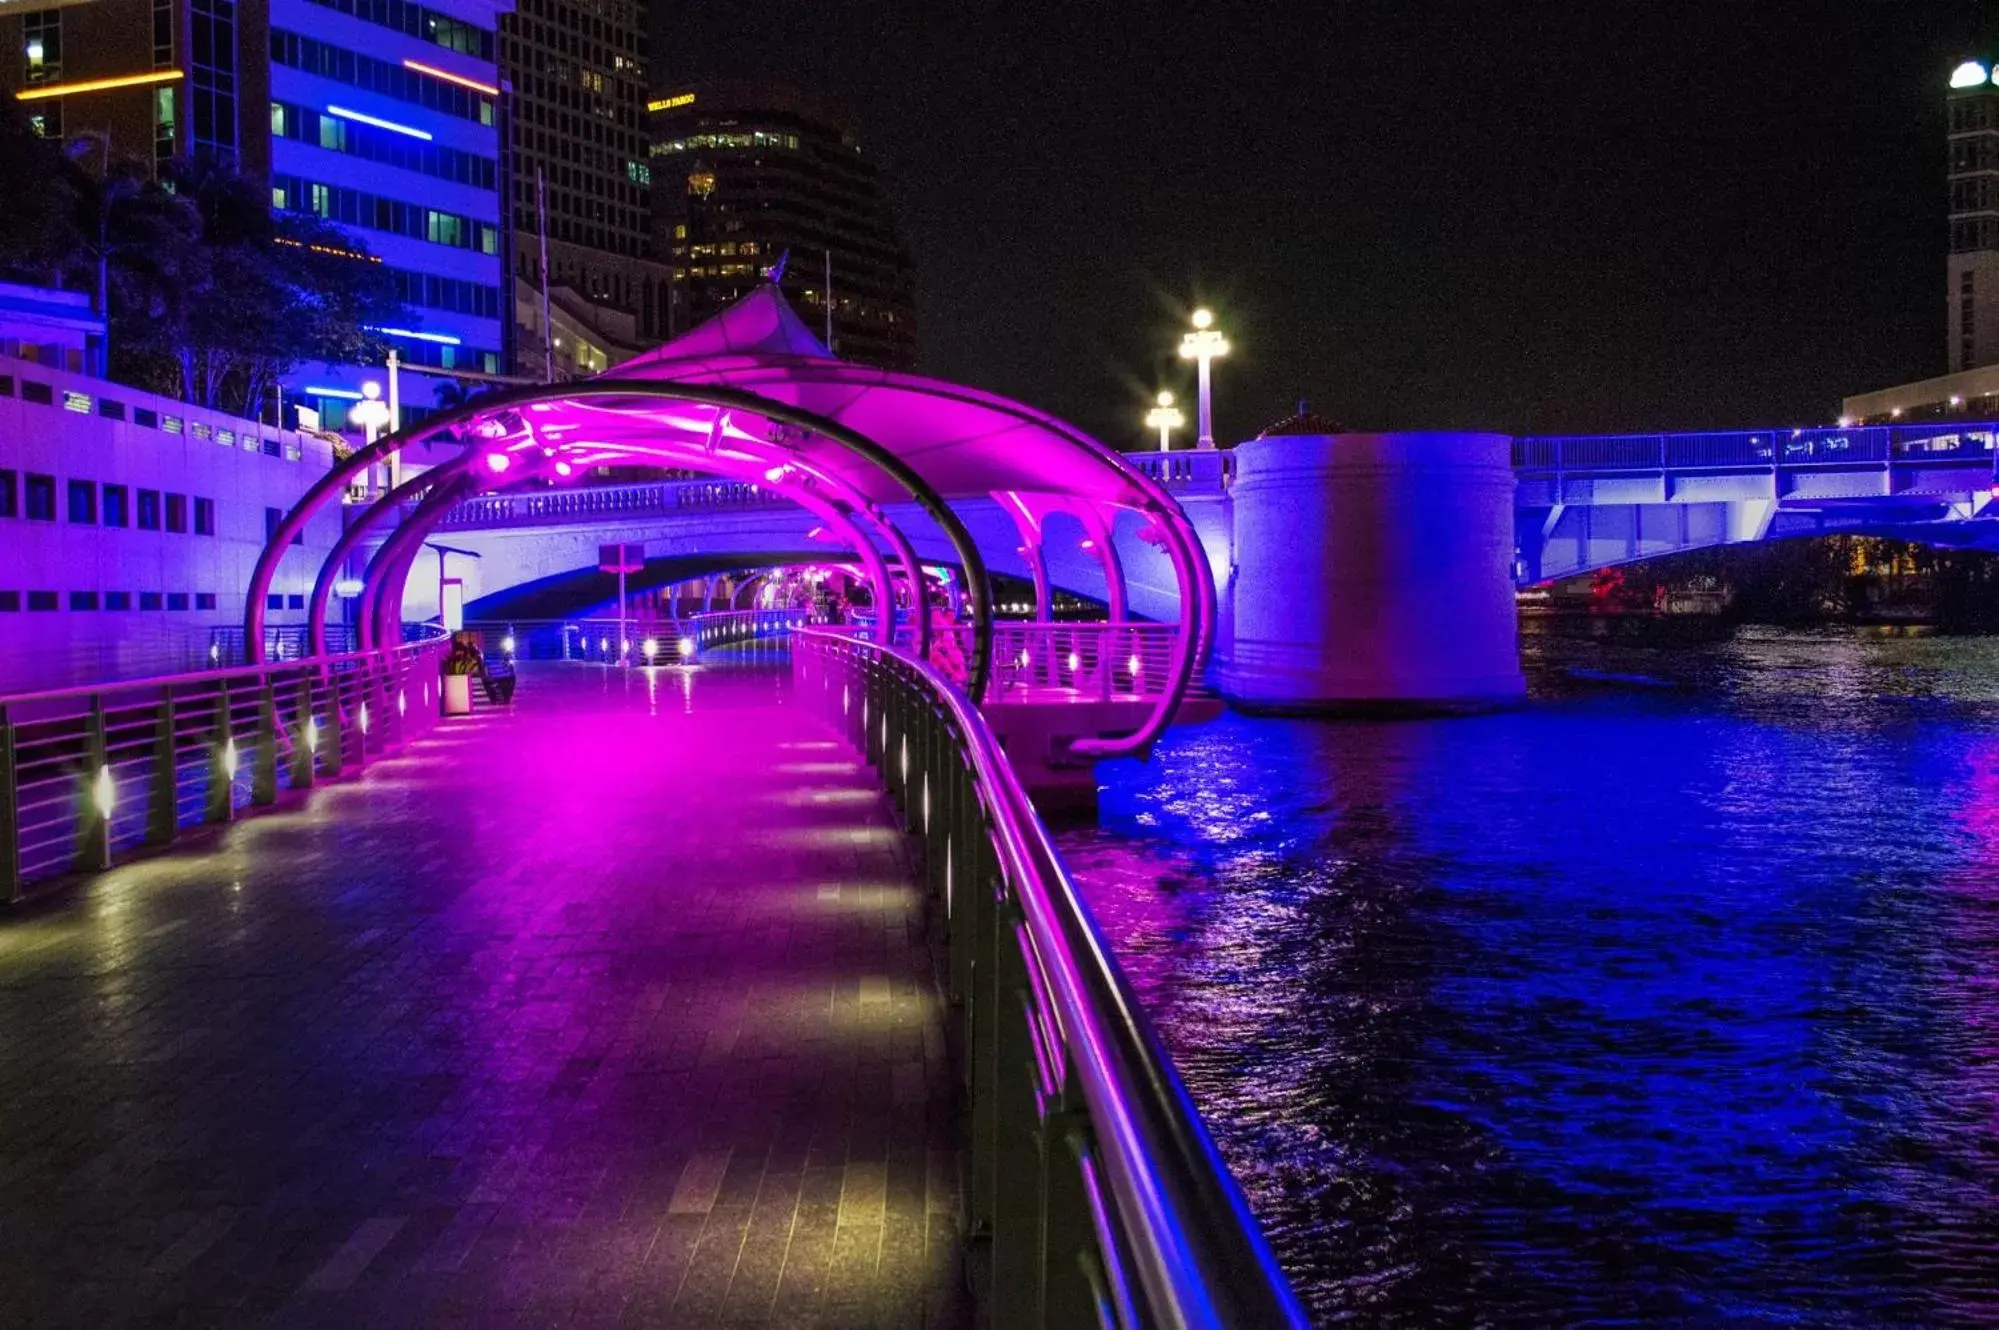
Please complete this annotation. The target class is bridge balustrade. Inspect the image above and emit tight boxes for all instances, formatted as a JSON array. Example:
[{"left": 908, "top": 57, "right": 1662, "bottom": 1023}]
[
  {"left": 1127, "top": 451, "right": 1235, "bottom": 493},
  {"left": 790, "top": 627, "right": 1304, "bottom": 1328},
  {"left": 0, "top": 636, "right": 449, "bottom": 902},
  {"left": 1517, "top": 423, "right": 1999, "bottom": 474},
  {"left": 427, "top": 477, "right": 792, "bottom": 531}
]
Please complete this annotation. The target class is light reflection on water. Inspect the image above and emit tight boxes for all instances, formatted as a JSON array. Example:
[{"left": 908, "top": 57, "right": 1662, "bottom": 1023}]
[{"left": 1059, "top": 628, "right": 1999, "bottom": 1326}]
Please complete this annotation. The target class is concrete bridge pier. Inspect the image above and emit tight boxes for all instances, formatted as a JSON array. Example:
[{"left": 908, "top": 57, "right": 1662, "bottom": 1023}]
[{"left": 1221, "top": 430, "right": 1526, "bottom": 713}]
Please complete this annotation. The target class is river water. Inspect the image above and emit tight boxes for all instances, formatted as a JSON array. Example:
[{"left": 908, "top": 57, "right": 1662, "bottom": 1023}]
[{"left": 1057, "top": 628, "right": 1999, "bottom": 1327}]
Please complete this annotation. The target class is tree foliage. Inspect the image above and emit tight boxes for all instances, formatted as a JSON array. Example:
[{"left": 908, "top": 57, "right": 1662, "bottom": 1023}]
[{"left": 0, "top": 95, "right": 406, "bottom": 417}]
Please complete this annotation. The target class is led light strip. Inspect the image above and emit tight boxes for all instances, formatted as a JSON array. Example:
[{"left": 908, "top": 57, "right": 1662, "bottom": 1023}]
[
  {"left": 370, "top": 325, "right": 461, "bottom": 346},
  {"left": 15, "top": 69, "right": 181, "bottom": 101},
  {"left": 402, "top": 59, "right": 498, "bottom": 97},
  {"left": 302, "top": 385, "right": 364, "bottom": 400},
  {"left": 326, "top": 104, "right": 432, "bottom": 141}
]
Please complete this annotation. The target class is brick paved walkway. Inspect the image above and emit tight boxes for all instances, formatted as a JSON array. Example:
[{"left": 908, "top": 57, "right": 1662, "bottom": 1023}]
[{"left": 0, "top": 664, "right": 966, "bottom": 1328}]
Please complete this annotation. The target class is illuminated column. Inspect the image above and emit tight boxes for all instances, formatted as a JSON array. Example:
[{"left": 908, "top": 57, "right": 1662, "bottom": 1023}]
[
  {"left": 1144, "top": 391, "right": 1185, "bottom": 451},
  {"left": 1178, "top": 309, "right": 1229, "bottom": 450},
  {"left": 1223, "top": 430, "right": 1524, "bottom": 712}
]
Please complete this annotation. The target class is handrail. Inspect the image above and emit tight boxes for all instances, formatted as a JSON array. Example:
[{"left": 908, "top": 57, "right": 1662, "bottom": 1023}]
[
  {"left": 791, "top": 627, "right": 1304, "bottom": 1328},
  {"left": 1515, "top": 421, "right": 1999, "bottom": 474},
  {"left": 0, "top": 634, "right": 452, "bottom": 902}
]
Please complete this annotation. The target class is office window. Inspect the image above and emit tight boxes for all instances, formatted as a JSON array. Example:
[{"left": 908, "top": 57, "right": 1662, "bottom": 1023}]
[
  {"left": 265, "top": 592, "right": 283, "bottom": 610},
  {"left": 103, "top": 484, "right": 129, "bottom": 527},
  {"left": 190, "top": 0, "right": 239, "bottom": 160},
  {"left": 134, "top": 406, "right": 158, "bottom": 429},
  {"left": 24, "top": 473, "right": 55, "bottom": 521},
  {"left": 139, "top": 591, "right": 163, "bottom": 610},
  {"left": 66, "top": 479, "right": 95, "bottom": 523},
  {"left": 69, "top": 591, "right": 98, "bottom": 611},
  {"left": 264, "top": 506, "right": 282, "bottom": 540},
  {"left": 98, "top": 398, "right": 125, "bottom": 421},
  {"left": 21, "top": 380, "right": 51, "bottom": 405},
  {"left": 22, "top": 9, "right": 60, "bottom": 85},
  {"left": 105, "top": 591, "right": 131, "bottom": 610},
  {"left": 0, "top": 468, "right": 15, "bottom": 518},
  {"left": 286, "top": 593, "right": 304, "bottom": 609},
  {"left": 165, "top": 492, "right": 189, "bottom": 533},
  {"left": 166, "top": 592, "right": 189, "bottom": 611},
  {"left": 137, "top": 488, "right": 162, "bottom": 529},
  {"left": 27, "top": 591, "right": 58, "bottom": 611},
  {"left": 195, "top": 592, "right": 217, "bottom": 610},
  {"left": 0, "top": 591, "right": 17, "bottom": 612},
  {"left": 194, "top": 496, "right": 215, "bottom": 535}
]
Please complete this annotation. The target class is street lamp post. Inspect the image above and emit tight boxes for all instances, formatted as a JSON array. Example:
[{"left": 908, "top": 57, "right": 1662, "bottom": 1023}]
[
  {"left": 1144, "top": 390, "right": 1185, "bottom": 451},
  {"left": 1178, "top": 308, "right": 1230, "bottom": 450}
]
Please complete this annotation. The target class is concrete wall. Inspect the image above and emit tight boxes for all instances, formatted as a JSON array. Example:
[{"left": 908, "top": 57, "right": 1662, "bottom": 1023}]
[{"left": 0, "top": 357, "right": 340, "bottom": 692}]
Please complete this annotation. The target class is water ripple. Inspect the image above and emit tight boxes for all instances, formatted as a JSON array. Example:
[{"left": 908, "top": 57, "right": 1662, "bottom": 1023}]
[{"left": 1061, "top": 629, "right": 1999, "bottom": 1327}]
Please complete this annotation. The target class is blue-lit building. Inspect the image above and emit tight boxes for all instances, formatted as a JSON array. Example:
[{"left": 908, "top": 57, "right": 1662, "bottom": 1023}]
[{"left": 0, "top": 0, "right": 513, "bottom": 427}]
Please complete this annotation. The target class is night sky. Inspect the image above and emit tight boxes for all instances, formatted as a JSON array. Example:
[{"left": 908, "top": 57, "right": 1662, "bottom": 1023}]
[{"left": 659, "top": 3, "right": 1999, "bottom": 446}]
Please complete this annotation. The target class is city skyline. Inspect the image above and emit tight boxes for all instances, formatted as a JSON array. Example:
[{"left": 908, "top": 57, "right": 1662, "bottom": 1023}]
[{"left": 662, "top": 2, "right": 1999, "bottom": 445}]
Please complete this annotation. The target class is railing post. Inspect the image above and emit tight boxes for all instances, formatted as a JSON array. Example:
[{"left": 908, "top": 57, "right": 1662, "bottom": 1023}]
[
  {"left": 76, "top": 695, "right": 111, "bottom": 874},
  {"left": 0, "top": 706, "right": 21, "bottom": 903},
  {"left": 322, "top": 672, "right": 346, "bottom": 774},
  {"left": 968, "top": 823, "right": 1002, "bottom": 1238},
  {"left": 253, "top": 675, "right": 278, "bottom": 806},
  {"left": 1043, "top": 1111, "right": 1110, "bottom": 1328},
  {"left": 207, "top": 683, "right": 236, "bottom": 824},
  {"left": 991, "top": 911, "right": 1047, "bottom": 1326},
  {"left": 290, "top": 674, "right": 317, "bottom": 790},
  {"left": 147, "top": 684, "right": 178, "bottom": 847}
]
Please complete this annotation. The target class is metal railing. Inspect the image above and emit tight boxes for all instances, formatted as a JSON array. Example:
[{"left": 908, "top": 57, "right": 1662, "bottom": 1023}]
[
  {"left": 1127, "top": 450, "right": 1235, "bottom": 493},
  {"left": 1514, "top": 422, "right": 1999, "bottom": 473},
  {"left": 428, "top": 476, "right": 790, "bottom": 530},
  {"left": 0, "top": 635, "right": 451, "bottom": 902},
  {"left": 791, "top": 628, "right": 1304, "bottom": 1328}
]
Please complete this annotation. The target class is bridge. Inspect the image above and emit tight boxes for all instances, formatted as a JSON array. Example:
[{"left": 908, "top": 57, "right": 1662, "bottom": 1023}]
[
  {"left": 406, "top": 422, "right": 1999, "bottom": 623},
  {"left": 0, "top": 287, "right": 1305, "bottom": 1327}
]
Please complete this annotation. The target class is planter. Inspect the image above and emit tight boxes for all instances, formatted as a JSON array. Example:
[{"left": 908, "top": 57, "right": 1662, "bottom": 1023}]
[{"left": 440, "top": 673, "right": 473, "bottom": 716}]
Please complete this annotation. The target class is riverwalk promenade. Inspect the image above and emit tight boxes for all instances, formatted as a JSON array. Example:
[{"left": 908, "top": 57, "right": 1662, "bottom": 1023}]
[{"left": 0, "top": 664, "right": 965, "bottom": 1328}]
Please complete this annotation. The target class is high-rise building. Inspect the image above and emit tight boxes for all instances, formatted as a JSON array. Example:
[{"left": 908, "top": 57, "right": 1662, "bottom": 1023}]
[
  {"left": 1949, "top": 58, "right": 1999, "bottom": 373},
  {"left": 648, "top": 79, "right": 916, "bottom": 370},
  {"left": 0, "top": 0, "right": 514, "bottom": 425},
  {"left": 498, "top": 0, "right": 673, "bottom": 373}
]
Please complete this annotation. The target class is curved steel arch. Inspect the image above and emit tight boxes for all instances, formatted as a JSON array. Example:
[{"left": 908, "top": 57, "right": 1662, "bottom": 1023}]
[
  {"left": 640, "top": 362, "right": 1216, "bottom": 755},
  {"left": 309, "top": 462, "right": 464, "bottom": 657},
  {"left": 247, "top": 380, "right": 994, "bottom": 701}
]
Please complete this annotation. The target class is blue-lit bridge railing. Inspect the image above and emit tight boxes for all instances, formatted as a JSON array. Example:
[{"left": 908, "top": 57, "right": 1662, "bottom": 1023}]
[
  {"left": 1513, "top": 423, "right": 1999, "bottom": 474},
  {"left": 427, "top": 475, "right": 791, "bottom": 531},
  {"left": 0, "top": 634, "right": 450, "bottom": 903},
  {"left": 792, "top": 627, "right": 1304, "bottom": 1327}
]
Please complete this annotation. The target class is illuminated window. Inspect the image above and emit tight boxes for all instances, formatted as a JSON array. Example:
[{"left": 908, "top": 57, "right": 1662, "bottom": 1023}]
[
  {"left": 23, "top": 11, "right": 60, "bottom": 85},
  {"left": 270, "top": 102, "right": 286, "bottom": 135},
  {"left": 318, "top": 115, "right": 346, "bottom": 150},
  {"left": 689, "top": 169, "right": 715, "bottom": 198},
  {"left": 155, "top": 87, "right": 177, "bottom": 167}
]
